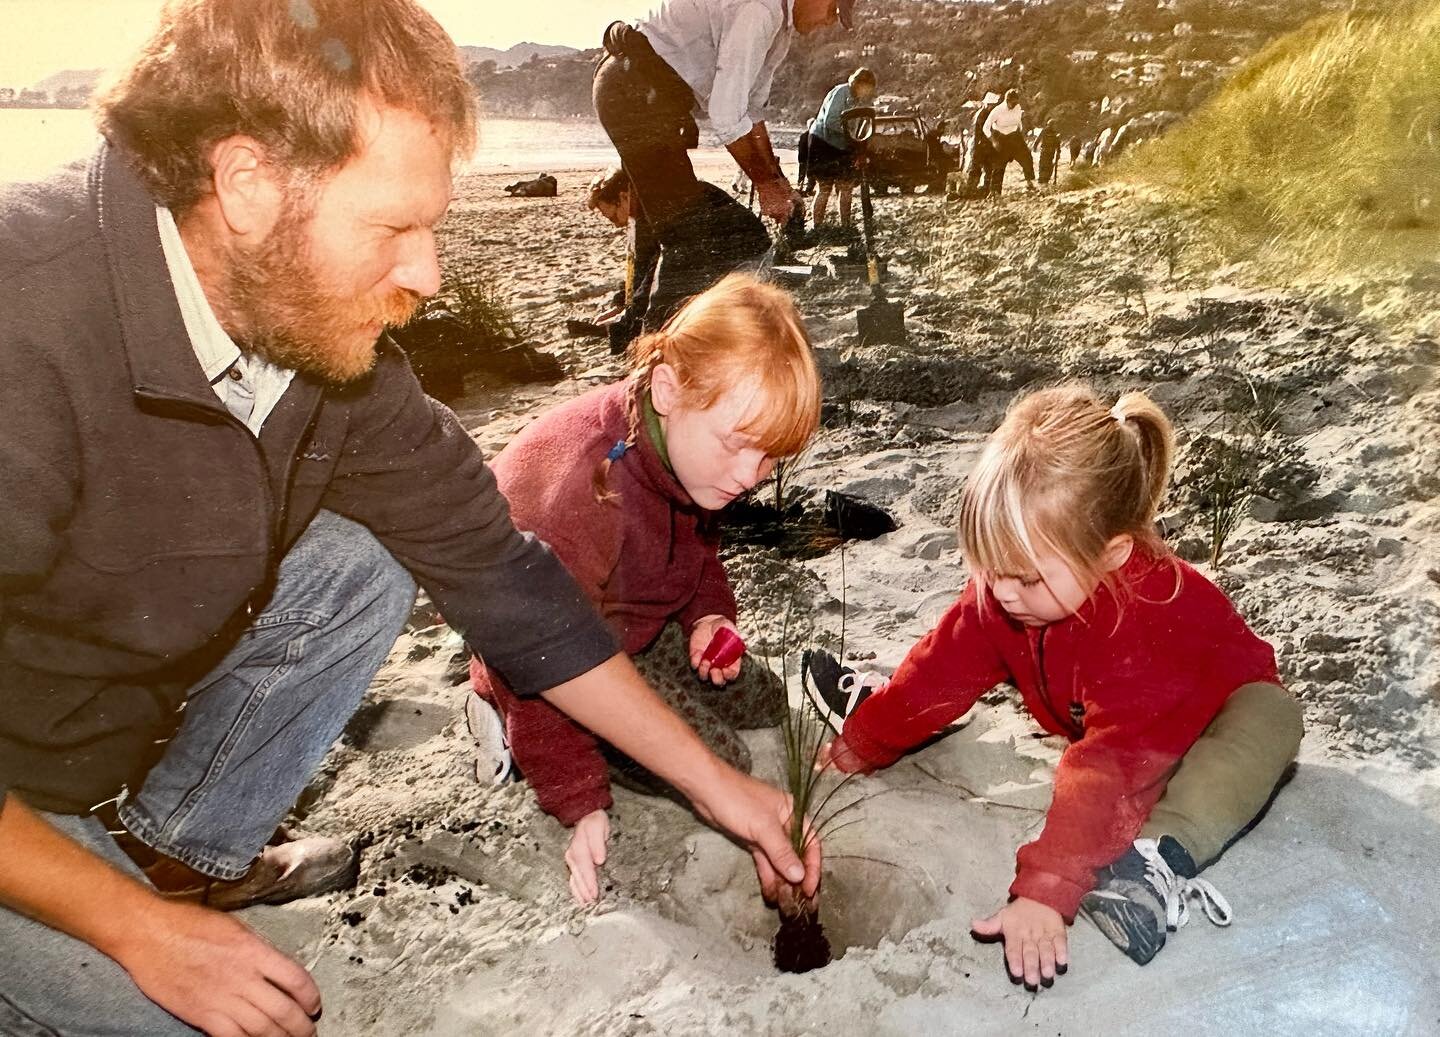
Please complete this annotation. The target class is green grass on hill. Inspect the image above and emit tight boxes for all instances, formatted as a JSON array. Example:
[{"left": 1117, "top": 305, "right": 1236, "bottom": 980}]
[{"left": 1126, "top": 1, "right": 1440, "bottom": 274}]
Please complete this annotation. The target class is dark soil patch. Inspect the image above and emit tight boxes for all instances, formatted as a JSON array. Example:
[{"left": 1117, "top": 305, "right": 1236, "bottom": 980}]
[{"left": 773, "top": 904, "right": 832, "bottom": 974}]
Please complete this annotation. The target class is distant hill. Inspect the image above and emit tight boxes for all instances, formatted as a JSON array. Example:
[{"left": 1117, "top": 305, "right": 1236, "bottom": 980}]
[
  {"left": 31, "top": 68, "right": 101, "bottom": 95},
  {"left": 458, "top": 42, "right": 579, "bottom": 70}
]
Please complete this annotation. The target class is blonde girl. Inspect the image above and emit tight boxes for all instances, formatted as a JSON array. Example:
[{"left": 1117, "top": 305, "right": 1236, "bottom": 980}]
[{"left": 815, "top": 384, "right": 1303, "bottom": 983}]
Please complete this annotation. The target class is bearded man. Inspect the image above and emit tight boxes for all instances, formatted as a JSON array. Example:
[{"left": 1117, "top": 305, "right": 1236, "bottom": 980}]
[{"left": 0, "top": 3, "right": 818, "bottom": 1035}]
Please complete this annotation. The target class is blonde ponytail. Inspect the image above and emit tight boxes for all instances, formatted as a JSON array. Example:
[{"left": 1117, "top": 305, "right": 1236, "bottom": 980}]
[
  {"left": 1111, "top": 391, "right": 1176, "bottom": 522},
  {"left": 959, "top": 383, "right": 1178, "bottom": 595}
]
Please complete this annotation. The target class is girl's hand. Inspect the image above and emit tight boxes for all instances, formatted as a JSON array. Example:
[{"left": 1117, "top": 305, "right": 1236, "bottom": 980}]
[
  {"left": 565, "top": 810, "right": 611, "bottom": 905},
  {"left": 689, "top": 616, "right": 744, "bottom": 686},
  {"left": 971, "top": 897, "right": 1069, "bottom": 988},
  {"left": 815, "top": 734, "right": 873, "bottom": 775}
]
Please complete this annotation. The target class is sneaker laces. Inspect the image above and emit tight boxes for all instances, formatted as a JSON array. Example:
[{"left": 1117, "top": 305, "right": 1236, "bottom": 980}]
[
  {"left": 837, "top": 671, "right": 887, "bottom": 715},
  {"left": 1133, "top": 838, "right": 1233, "bottom": 929}
]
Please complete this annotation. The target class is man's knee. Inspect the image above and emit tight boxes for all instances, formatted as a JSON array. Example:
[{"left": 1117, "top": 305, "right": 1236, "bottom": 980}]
[{"left": 282, "top": 512, "right": 416, "bottom": 629}]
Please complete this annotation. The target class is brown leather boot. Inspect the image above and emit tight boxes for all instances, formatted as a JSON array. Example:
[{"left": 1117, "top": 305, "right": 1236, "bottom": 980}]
[{"left": 106, "top": 817, "right": 358, "bottom": 911}]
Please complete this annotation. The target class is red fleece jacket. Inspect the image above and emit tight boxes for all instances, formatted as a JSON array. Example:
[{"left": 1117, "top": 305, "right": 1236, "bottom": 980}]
[
  {"left": 470, "top": 380, "right": 737, "bottom": 824},
  {"left": 841, "top": 552, "right": 1280, "bottom": 920}
]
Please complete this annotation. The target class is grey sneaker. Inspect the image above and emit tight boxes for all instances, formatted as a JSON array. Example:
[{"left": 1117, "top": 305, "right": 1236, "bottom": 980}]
[{"left": 1080, "top": 836, "right": 1232, "bottom": 966}]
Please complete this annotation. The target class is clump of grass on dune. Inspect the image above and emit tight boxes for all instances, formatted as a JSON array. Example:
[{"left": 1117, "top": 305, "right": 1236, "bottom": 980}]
[{"left": 1126, "top": 1, "right": 1440, "bottom": 274}]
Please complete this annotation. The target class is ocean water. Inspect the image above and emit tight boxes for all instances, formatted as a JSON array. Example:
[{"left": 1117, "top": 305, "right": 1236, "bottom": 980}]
[{"left": 0, "top": 109, "right": 797, "bottom": 184}]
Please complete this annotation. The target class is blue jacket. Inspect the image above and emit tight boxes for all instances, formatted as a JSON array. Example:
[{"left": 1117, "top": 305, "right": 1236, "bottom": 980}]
[{"left": 813, "top": 83, "right": 856, "bottom": 150}]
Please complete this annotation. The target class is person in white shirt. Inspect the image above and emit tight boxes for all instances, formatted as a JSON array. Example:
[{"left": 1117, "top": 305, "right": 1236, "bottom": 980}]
[
  {"left": 594, "top": 0, "right": 855, "bottom": 239},
  {"left": 983, "top": 88, "right": 1037, "bottom": 196}
]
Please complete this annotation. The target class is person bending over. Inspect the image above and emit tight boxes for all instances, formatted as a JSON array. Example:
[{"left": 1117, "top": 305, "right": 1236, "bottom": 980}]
[
  {"left": 592, "top": 0, "right": 857, "bottom": 314},
  {"left": 811, "top": 385, "right": 1303, "bottom": 984},
  {"left": 470, "top": 275, "right": 820, "bottom": 904}
]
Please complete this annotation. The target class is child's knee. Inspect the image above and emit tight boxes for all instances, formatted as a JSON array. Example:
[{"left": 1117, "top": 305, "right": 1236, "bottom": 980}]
[{"left": 1232, "top": 681, "right": 1304, "bottom": 759}]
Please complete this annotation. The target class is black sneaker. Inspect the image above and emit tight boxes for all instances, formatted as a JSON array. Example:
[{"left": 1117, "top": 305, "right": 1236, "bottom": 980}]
[
  {"left": 800, "top": 650, "right": 885, "bottom": 735},
  {"left": 1081, "top": 836, "right": 1232, "bottom": 966}
]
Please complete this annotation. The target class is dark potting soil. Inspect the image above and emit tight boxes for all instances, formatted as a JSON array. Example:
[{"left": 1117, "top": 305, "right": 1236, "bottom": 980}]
[
  {"left": 772, "top": 906, "right": 832, "bottom": 974},
  {"left": 722, "top": 492, "right": 898, "bottom": 561}
]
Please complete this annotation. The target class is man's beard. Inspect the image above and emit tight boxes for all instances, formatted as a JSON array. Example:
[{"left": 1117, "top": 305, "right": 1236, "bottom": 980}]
[{"left": 227, "top": 204, "right": 423, "bottom": 385}]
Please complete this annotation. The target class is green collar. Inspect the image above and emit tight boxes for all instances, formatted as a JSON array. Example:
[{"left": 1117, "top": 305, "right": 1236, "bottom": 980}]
[{"left": 641, "top": 390, "right": 673, "bottom": 473}]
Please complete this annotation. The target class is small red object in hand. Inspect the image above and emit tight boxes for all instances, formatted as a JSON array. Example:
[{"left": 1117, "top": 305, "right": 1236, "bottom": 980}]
[{"left": 701, "top": 627, "right": 746, "bottom": 669}]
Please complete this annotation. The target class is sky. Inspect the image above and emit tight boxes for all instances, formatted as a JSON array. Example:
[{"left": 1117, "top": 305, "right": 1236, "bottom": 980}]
[{"left": 0, "top": 0, "right": 658, "bottom": 88}]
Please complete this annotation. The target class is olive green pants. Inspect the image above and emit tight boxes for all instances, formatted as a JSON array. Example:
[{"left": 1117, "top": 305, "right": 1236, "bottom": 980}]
[
  {"left": 1140, "top": 682, "right": 1305, "bottom": 870},
  {"left": 607, "top": 622, "right": 787, "bottom": 797}
]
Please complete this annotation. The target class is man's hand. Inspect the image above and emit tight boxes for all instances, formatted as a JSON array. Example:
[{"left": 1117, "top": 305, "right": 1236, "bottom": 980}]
[
  {"left": 117, "top": 899, "right": 321, "bottom": 1037},
  {"left": 687, "top": 767, "right": 821, "bottom": 903},
  {"left": 689, "top": 615, "right": 743, "bottom": 686},
  {"left": 542, "top": 655, "right": 821, "bottom": 903},
  {"left": 756, "top": 176, "right": 801, "bottom": 223},
  {"left": 815, "top": 734, "right": 873, "bottom": 775},
  {"left": 971, "top": 897, "right": 1069, "bottom": 988},
  {"left": 0, "top": 795, "right": 320, "bottom": 1036},
  {"left": 564, "top": 810, "right": 610, "bottom": 905}
]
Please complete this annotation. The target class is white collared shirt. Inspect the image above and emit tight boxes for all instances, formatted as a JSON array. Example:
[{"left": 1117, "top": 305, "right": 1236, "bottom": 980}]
[
  {"left": 985, "top": 102, "right": 1026, "bottom": 138},
  {"left": 637, "top": 0, "right": 793, "bottom": 146},
  {"left": 155, "top": 207, "right": 295, "bottom": 435}
]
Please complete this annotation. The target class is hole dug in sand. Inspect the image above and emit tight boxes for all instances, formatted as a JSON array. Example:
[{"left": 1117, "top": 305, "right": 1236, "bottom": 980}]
[{"left": 663, "top": 756, "right": 1032, "bottom": 974}]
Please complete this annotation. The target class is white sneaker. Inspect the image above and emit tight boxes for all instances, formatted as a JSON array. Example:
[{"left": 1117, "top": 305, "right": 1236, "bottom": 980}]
[{"left": 465, "top": 693, "right": 512, "bottom": 785}]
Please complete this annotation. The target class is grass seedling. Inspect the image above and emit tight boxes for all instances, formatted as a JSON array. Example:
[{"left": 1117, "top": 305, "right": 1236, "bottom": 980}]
[
  {"left": 1111, "top": 269, "right": 1150, "bottom": 321},
  {"left": 761, "top": 553, "right": 863, "bottom": 973},
  {"left": 1205, "top": 439, "right": 1253, "bottom": 568},
  {"left": 449, "top": 277, "right": 524, "bottom": 346}
]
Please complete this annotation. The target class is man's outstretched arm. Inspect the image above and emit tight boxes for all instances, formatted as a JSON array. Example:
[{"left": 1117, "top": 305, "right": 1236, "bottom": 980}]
[
  {"left": 0, "top": 794, "right": 321, "bottom": 1037},
  {"left": 544, "top": 653, "right": 822, "bottom": 901}
]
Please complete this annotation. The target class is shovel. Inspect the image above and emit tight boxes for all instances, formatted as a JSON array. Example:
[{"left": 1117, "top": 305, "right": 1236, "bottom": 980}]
[{"left": 843, "top": 107, "right": 907, "bottom": 346}]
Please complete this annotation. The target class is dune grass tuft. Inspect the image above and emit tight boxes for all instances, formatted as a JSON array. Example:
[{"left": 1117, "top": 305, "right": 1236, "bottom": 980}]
[{"left": 1126, "top": 1, "right": 1440, "bottom": 274}]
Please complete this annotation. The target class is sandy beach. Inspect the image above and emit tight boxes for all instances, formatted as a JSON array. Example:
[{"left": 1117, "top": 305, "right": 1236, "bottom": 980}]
[{"left": 232, "top": 167, "right": 1440, "bottom": 1035}]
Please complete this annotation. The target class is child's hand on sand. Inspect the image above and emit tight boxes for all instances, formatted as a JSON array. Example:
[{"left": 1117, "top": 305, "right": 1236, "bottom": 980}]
[
  {"left": 971, "top": 897, "right": 1069, "bottom": 988},
  {"left": 689, "top": 615, "right": 744, "bottom": 685},
  {"left": 815, "top": 734, "right": 873, "bottom": 774},
  {"left": 565, "top": 809, "right": 610, "bottom": 904}
]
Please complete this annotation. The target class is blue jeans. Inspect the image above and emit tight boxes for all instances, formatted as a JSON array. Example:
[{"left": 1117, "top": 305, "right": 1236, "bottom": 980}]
[{"left": 0, "top": 512, "right": 415, "bottom": 1035}]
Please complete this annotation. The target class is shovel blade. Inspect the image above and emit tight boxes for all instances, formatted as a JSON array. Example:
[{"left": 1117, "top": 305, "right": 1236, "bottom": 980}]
[{"left": 857, "top": 298, "right": 906, "bottom": 346}]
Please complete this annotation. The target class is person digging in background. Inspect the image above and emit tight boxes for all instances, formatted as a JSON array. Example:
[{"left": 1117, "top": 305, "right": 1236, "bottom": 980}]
[
  {"left": 808, "top": 384, "right": 1303, "bottom": 984},
  {"left": 807, "top": 66, "right": 878, "bottom": 230},
  {"left": 965, "top": 91, "right": 1002, "bottom": 197},
  {"left": 0, "top": 3, "right": 820, "bottom": 1034},
  {"left": 592, "top": 0, "right": 856, "bottom": 321},
  {"left": 584, "top": 167, "right": 660, "bottom": 355},
  {"left": 469, "top": 274, "right": 821, "bottom": 904},
  {"left": 1037, "top": 122, "right": 1062, "bottom": 186},
  {"left": 984, "top": 88, "right": 1038, "bottom": 196}
]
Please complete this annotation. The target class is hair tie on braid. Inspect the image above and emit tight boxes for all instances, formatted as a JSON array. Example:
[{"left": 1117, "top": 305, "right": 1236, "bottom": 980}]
[{"left": 606, "top": 439, "right": 629, "bottom": 463}]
